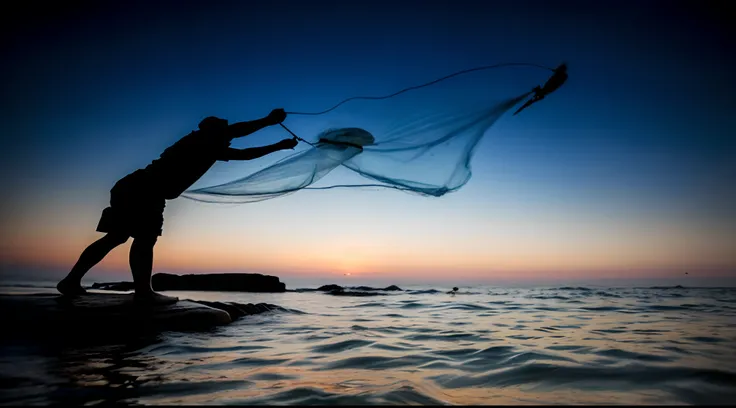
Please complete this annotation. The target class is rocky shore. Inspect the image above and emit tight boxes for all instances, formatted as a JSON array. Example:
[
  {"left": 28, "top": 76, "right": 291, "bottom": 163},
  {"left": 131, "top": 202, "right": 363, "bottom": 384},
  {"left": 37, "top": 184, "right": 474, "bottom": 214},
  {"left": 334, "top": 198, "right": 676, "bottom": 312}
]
[{"left": 0, "top": 292, "right": 296, "bottom": 337}]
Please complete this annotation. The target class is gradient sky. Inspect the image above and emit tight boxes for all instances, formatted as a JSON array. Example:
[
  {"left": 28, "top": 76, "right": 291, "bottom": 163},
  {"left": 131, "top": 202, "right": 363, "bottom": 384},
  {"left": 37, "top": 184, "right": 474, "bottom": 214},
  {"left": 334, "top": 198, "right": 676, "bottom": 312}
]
[{"left": 2, "top": 0, "right": 735, "bottom": 286}]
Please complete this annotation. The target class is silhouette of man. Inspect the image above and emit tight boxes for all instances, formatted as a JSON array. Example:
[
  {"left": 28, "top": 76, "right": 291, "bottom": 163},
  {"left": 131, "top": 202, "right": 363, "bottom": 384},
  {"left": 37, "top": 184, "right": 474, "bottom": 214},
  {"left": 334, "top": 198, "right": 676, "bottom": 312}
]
[{"left": 57, "top": 109, "right": 296, "bottom": 304}]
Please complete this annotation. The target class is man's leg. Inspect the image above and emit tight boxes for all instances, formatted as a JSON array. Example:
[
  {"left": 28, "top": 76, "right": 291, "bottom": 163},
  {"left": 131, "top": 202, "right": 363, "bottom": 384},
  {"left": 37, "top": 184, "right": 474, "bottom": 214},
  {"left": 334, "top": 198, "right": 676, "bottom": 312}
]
[
  {"left": 57, "top": 233, "right": 129, "bottom": 296},
  {"left": 129, "top": 236, "right": 178, "bottom": 305}
]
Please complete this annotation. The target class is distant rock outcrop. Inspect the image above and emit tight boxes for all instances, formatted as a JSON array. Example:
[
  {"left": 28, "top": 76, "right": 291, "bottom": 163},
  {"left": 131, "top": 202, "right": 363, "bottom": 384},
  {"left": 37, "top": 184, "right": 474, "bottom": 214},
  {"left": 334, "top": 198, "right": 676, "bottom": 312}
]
[
  {"left": 307, "top": 284, "right": 404, "bottom": 297},
  {"left": 152, "top": 273, "right": 286, "bottom": 292},
  {"left": 352, "top": 285, "right": 403, "bottom": 291},
  {"left": 326, "top": 290, "right": 385, "bottom": 297},
  {"left": 92, "top": 273, "right": 287, "bottom": 293},
  {"left": 316, "top": 284, "right": 344, "bottom": 292},
  {"left": 315, "top": 284, "right": 403, "bottom": 292}
]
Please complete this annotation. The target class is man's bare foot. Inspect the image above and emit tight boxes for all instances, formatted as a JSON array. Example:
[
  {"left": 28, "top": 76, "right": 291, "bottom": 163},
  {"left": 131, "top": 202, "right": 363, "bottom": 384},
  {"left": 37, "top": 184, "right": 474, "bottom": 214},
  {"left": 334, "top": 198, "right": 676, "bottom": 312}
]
[
  {"left": 134, "top": 291, "right": 179, "bottom": 305},
  {"left": 57, "top": 278, "right": 88, "bottom": 296}
]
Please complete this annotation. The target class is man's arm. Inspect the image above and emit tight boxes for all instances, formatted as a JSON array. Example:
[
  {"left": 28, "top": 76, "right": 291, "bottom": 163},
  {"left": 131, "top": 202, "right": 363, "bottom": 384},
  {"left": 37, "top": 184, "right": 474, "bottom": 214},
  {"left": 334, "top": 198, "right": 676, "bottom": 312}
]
[
  {"left": 226, "top": 109, "right": 287, "bottom": 139},
  {"left": 226, "top": 117, "right": 274, "bottom": 139},
  {"left": 218, "top": 138, "right": 298, "bottom": 161}
]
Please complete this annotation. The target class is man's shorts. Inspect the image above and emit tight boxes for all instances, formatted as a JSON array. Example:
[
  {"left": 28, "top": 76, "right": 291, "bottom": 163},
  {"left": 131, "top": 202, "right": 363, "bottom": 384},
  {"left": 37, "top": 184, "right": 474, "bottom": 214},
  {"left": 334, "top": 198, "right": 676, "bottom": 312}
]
[{"left": 96, "top": 170, "right": 166, "bottom": 238}]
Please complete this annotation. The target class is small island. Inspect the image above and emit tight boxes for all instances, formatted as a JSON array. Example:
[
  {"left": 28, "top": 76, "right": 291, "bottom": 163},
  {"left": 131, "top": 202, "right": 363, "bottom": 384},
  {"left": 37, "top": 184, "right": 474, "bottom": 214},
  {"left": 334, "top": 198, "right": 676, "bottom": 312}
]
[{"left": 91, "top": 272, "right": 286, "bottom": 292}]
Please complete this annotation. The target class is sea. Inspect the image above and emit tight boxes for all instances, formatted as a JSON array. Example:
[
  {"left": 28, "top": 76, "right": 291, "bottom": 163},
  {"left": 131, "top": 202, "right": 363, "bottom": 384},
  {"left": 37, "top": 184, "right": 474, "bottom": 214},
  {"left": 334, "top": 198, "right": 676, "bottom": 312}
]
[{"left": 1, "top": 280, "right": 735, "bottom": 405}]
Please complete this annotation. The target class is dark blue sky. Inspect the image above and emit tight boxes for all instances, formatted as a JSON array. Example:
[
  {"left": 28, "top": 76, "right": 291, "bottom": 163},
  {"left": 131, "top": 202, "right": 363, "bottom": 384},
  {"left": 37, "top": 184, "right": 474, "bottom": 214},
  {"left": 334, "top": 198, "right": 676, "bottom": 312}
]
[{"left": 2, "top": 0, "right": 735, "bottom": 282}]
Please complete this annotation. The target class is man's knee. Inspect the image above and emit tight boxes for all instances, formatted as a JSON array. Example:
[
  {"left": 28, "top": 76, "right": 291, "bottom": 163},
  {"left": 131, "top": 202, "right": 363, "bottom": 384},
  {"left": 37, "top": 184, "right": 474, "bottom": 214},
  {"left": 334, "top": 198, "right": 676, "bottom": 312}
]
[
  {"left": 104, "top": 233, "right": 129, "bottom": 246},
  {"left": 132, "top": 235, "right": 158, "bottom": 247}
]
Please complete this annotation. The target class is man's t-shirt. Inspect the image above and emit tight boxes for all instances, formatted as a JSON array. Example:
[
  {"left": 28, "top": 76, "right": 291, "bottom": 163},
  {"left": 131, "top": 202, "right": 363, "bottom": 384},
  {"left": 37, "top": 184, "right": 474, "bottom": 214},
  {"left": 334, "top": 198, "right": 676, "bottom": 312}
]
[{"left": 144, "top": 130, "right": 232, "bottom": 199}]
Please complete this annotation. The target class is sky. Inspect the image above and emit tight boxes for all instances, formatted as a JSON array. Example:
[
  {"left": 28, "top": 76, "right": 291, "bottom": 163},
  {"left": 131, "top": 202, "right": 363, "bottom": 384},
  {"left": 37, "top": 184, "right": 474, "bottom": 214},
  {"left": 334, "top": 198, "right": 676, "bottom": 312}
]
[{"left": 1, "top": 0, "right": 735, "bottom": 287}]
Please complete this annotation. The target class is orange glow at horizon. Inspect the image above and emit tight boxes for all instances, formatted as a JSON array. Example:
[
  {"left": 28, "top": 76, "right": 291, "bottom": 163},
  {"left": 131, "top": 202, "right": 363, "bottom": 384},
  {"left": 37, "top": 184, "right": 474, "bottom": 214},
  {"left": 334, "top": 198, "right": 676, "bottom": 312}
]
[
  {"left": 2, "top": 186, "right": 735, "bottom": 282},
  {"left": 4, "top": 224, "right": 735, "bottom": 282}
]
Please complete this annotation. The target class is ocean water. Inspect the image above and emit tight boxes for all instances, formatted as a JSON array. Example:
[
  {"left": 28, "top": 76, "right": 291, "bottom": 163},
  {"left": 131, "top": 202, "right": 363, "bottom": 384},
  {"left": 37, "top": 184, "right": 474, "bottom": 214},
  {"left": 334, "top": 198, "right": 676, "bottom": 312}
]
[{"left": 1, "top": 283, "right": 736, "bottom": 405}]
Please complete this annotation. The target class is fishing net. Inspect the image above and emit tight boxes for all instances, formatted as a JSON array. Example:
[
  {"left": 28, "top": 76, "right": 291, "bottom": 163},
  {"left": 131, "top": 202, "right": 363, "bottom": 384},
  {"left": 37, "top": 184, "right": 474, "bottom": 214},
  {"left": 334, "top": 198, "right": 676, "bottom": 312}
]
[{"left": 182, "top": 63, "right": 551, "bottom": 203}]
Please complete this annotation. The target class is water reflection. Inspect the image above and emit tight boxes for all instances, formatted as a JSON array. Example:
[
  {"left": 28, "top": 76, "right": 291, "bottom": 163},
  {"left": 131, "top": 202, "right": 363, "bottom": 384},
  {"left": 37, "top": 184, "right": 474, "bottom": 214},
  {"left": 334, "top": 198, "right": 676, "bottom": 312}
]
[
  {"left": 1, "top": 332, "right": 164, "bottom": 405},
  {"left": 2, "top": 286, "right": 736, "bottom": 405}
]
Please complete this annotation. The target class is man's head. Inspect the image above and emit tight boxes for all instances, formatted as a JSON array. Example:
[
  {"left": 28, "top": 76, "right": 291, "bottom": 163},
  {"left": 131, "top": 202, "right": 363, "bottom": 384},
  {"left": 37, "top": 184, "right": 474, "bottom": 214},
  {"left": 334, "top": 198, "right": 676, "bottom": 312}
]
[{"left": 198, "top": 116, "right": 229, "bottom": 137}]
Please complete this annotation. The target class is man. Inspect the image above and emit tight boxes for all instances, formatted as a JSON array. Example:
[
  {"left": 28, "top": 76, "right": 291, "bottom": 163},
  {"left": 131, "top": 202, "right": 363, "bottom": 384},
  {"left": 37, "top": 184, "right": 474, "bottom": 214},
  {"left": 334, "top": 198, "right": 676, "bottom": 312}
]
[{"left": 56, "top": 109, "right": 297, "bottom": 304}]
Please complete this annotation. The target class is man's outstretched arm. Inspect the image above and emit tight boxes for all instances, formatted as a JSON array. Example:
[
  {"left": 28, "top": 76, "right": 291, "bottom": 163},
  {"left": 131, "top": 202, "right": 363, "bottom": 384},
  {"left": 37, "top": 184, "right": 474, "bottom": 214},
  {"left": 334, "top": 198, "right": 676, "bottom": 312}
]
[
  {"left": 219, "top": 138, "right": 298, "bottom": 161},
  {"left": 227, "top": 109, "right": 287, "bottom": 139}
]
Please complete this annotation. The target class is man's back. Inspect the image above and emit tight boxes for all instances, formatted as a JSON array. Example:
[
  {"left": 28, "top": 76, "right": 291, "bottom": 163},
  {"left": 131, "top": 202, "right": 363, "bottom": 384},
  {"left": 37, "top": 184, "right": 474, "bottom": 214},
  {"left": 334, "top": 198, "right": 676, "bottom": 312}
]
[{"left": 145, "top": 130, "right": 232, "bottom": 199}]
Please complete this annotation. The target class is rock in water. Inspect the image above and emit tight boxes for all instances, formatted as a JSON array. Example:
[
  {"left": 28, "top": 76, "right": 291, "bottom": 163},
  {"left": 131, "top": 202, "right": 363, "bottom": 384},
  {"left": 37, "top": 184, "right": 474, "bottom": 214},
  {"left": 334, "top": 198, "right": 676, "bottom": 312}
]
[
  {"left": 0, "top": 295, "right": 296, "bottom": 342},
  {"left": 317, "top": 284, "right": 344, "bottom": 292},
  {"left": 191, "top": 300, "right": 291, "bottom": 319},
  {"left": 316, "top": 284, "right": 404, "bottom": 293},
  {"left": 353, "top": 285, "right": 404, "bottom": 291},
  {"left": 152, "top": 273, "right": 286, "bottom": 292},
  {"left": 327, "top": 290, "right": 386, "bottom": 297}
]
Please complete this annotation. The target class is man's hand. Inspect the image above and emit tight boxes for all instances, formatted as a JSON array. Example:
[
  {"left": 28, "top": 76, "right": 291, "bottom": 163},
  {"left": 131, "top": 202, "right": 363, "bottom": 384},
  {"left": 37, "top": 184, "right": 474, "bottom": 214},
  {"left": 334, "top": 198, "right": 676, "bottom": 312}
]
[
  {"left": 227, "top": 109, "right": 287, "bottom": 139},
  {"left": 267, "top": 108, "right": 287, "bottom": 125},
  {"left": 277, "top": 137, "right": 298, "bottom": 150}
]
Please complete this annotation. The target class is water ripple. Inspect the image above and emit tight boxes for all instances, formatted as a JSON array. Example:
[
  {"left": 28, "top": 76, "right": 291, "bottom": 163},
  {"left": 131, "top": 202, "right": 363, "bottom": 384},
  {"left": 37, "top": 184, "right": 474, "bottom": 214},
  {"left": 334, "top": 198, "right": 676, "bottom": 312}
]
[
  {"left": 312, "top": 339, "right": 375, "bottom": 353},
  {"left": 3, "top": 285, "right": 736, "bottom": 405}
]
